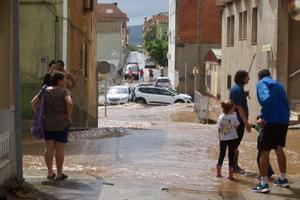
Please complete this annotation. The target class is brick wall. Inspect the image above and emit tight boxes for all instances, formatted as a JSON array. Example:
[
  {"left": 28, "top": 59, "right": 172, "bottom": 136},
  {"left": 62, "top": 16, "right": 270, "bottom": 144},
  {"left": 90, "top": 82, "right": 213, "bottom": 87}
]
[
  {"left": 178, "top": 0, "right": 199, "bottom": 43},
  {"left": 200, "top": 0, "right": 222, "bottom": 43},
  {"left": 177, "top": 0, "right": 221, "bottom": 44}
]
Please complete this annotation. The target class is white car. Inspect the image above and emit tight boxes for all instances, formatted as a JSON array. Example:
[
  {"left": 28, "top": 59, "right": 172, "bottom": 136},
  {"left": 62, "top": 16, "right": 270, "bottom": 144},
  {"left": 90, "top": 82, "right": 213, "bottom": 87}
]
[
  {"left": 107, "top": 86, "right": 132, "bottom": 105},
  {"left": 154, "top": 77, "right": 172, "bottom": 88},
  {"left": 133, "top": 85, "right": 192, "bottom": 105}
]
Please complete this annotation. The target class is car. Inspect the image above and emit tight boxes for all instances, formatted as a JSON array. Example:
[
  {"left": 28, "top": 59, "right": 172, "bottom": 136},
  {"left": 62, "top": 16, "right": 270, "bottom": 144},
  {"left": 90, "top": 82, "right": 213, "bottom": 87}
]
[
  {"left": 154, "top": 77, "right": 172, "bottom": 88},
  {"left": 123, "top": 63, "right": 139, "bottom": 80},
  {"left": 133, "top": 85, "right": 192, "bottom": 105},
  {"left": 106, "top": 86, "right": 133, "bottom": 105}
]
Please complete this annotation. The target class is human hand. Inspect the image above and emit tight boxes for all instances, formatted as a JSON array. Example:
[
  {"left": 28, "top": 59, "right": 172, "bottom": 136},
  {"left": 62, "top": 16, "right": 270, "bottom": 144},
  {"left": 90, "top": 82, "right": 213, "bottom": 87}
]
[
  {"left": 245, "top": 122, "right": 252, "bottom": 133},
  {"left": 256, "top": 118, "right": 264, "bottom": 126}
]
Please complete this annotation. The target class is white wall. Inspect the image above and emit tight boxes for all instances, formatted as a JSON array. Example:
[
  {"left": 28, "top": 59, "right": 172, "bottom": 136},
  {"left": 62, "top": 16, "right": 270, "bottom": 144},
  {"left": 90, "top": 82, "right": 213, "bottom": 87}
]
[
  {"left": 168, "top": 0, "right": 178, "bottom": 88},
  {"left": 220, "top": 0, "right": 279, "bottom": 121}
]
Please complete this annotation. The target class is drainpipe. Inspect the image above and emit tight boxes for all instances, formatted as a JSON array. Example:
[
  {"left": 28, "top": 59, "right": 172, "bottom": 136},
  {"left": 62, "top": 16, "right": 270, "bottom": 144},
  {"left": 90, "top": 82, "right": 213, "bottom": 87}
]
[
  {"left": 55, "top": 16, "right": 59, "bottom": 60},
  {"left": 13, "top": 0, "right": 23, "bottom": 181},
  {"left": 62, "top": 0, "right": 68, "bottom": 68}
]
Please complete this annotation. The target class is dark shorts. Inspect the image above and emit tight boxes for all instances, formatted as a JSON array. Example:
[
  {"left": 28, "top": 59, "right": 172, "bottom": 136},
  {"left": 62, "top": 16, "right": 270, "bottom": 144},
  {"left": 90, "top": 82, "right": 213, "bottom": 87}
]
[
  {"left": 45, "top": 127, "right": 69, "bottom": 143},
  {"left": 257, "top": 123, "right": 288, "bottom": 151}
]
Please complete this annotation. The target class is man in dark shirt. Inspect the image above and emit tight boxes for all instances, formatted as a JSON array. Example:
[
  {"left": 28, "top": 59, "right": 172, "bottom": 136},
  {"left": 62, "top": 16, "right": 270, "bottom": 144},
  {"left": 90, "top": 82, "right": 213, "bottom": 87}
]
[{"left": 230, "top": 70, "right": 251, "bottom": 174}]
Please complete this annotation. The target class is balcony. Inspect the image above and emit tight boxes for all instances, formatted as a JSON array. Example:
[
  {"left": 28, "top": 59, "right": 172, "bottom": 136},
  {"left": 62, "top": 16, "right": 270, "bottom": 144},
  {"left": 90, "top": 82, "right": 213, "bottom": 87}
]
[{"left": 215, "top": 0, "right": 234, "bottom": 6}]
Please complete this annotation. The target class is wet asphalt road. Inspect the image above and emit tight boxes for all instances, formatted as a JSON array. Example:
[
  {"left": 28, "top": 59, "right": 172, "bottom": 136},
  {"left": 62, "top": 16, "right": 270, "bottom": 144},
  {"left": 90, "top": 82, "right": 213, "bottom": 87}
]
[{"left": 22, "top": 104, "right": 300, "bottom": 199}]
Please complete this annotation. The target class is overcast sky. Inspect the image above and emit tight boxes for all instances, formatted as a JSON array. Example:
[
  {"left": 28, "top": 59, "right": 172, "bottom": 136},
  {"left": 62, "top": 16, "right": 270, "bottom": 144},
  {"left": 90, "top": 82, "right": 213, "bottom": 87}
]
[{"left": 97, "top": 0, "right": 169, "bottom": 26}]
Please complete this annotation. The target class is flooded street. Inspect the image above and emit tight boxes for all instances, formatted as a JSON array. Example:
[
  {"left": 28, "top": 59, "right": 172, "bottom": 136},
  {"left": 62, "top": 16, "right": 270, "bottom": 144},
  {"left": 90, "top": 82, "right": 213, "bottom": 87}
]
[{"left": 22, "top": 103, "right": 300, "bottom": 199}]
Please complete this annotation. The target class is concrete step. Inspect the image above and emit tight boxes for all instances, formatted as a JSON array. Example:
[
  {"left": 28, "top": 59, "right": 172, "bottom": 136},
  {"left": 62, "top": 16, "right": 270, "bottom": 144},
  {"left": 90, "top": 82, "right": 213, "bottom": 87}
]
[
  {"left": 291, "top": 99, "right": 300, "bottom": 112},
  {"left": 290, "top": 111, "right": 300, "bottom": 125}
]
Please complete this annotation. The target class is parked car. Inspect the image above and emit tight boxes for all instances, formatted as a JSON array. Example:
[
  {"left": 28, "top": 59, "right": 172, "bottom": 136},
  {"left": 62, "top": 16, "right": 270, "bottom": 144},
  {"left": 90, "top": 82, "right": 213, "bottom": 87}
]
[
  {"left": 133, "top": 85, "right": 192, "bottom": 105},
  {"left": 107, "top": 86, "right": 132, "bottom": 105},
  {"left": 154, "top": 77, "right": 172, "bottom": 88},
  {"left": 124, "top": 63, "right": 139, "bottom": 80}
]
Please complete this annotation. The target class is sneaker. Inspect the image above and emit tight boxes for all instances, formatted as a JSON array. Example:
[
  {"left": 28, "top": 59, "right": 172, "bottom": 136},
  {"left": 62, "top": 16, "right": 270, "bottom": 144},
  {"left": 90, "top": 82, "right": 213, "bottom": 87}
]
[
  {"left": 274, "top": 178, "right": 289, "bottom": 188},
  {"left": 252, "top": 183, "right": 270, "bottom": 193}
]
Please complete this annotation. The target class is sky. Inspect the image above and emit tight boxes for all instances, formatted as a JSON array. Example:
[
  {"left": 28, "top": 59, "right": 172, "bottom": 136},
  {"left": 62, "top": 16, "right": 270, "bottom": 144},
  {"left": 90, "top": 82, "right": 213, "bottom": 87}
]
[{"left": 97, "top": 0, "right": 169, "bottom": 26}]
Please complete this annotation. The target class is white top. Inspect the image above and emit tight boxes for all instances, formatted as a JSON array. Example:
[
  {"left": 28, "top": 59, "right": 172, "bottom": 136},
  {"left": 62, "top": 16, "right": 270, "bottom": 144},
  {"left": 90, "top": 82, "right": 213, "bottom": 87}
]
[{"left": 217, "top": 113, "right": 240, "bottom": 141}]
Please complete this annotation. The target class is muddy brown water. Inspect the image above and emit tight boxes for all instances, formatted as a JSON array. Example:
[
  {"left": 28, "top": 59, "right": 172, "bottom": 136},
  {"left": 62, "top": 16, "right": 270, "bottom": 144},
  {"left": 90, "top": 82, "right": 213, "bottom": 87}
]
[{"left": 22, "top": 104, "right": 300, "bottom": 199}]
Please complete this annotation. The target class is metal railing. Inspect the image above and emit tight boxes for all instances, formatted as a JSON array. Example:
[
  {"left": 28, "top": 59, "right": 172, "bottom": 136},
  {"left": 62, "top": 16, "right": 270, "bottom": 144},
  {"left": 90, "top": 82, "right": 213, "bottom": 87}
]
[{"left": 0, "top": 130, "right": 10, "bottom": 160}]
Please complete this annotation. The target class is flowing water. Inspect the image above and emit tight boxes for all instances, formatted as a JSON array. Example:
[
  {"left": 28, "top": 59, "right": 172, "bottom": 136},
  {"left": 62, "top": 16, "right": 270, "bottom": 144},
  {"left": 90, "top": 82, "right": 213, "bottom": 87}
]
[{"left": 22, "top": 104, "right": 300, "bottom": 199}]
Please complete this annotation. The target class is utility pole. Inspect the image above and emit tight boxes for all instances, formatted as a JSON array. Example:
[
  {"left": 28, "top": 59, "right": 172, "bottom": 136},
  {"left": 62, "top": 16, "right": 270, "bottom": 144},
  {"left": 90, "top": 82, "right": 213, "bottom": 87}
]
[
  {"left": 13, "top": 0, "right": 23, "bottom": 181},
  {"left": 184, "top": 62, "right": 187, "bottom": 94}
]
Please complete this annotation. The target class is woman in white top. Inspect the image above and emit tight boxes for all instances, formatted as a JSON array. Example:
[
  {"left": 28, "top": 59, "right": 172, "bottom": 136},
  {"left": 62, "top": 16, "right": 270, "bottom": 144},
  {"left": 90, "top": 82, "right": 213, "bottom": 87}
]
[{"left": 216, "top": 100, "right": 240, "bottom": 180}]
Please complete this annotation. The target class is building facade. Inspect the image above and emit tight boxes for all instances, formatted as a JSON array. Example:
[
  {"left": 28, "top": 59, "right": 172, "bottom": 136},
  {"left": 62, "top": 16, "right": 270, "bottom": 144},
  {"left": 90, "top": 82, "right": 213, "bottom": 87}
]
[
  {"left": 0, "top": 0, "right": 21, "bottom": 185},
  {"left": 68, "top": 0, "right": 97, "bottom": 127},
  {"left": 95, "top": 3, "right": 129, "bottom": 71},
  {"left": 20, "top": 0, "right": 98, "bottom": 127},
  {"left": 168, "top": 0, "right": 222, "bottom": 95},
  {"left": 216, "top": 0, "right": 300, "bottom": 121}
]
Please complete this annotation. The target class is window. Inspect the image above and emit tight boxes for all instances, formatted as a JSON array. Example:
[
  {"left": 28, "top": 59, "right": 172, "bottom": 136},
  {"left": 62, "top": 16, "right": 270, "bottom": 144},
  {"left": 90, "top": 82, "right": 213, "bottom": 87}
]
[
  {"left": 227, "top": 15, "right": 235, "bottom": 46},
  {"left": 84, "top": 0, "right": 94, "bottom": 11},
  {"left": 239, "top": 11, "right": 247, "bottom": 40},
  {"left": 252, "top": 7, "right": 258, "bottom": 44},
  {"left": 227, "top": 75, "right": 232, "bottom": 89},
  {"left": 81, "top": 43, "right": 88, "bottom": 79},
  {"left": 160, "top": 89, "right": 172, "bottom": 96}
]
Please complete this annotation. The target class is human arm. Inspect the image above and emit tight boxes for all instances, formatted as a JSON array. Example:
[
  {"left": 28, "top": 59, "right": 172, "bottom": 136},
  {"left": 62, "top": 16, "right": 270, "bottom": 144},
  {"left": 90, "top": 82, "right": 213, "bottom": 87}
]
[
  {"left": 31, "top": 95, "right": 40, "bottom": 113},
  {"left": 66, "top": 72, "right": 77, "bottom": 90},
  {"left": 64, "top": 94, "right": 73, "bottom": 123},
  {"left": 236, "top": 106, "right": 251, "bottom": 132},
  {"left": 257, "top": 81, "right": 271, "bottom": 121}
]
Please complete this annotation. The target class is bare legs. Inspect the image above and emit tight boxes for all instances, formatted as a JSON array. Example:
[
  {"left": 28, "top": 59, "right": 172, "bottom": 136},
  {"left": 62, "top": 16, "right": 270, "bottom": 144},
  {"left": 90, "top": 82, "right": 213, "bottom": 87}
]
[
  {"left": 45, "top": 140, "right": 55, "bottom": 176},
  {"left": 45, "top": 140, "right": 65, "bottom": 177},
  {"left": 55, "top": 142, "right": 65, "bottom": 177}
]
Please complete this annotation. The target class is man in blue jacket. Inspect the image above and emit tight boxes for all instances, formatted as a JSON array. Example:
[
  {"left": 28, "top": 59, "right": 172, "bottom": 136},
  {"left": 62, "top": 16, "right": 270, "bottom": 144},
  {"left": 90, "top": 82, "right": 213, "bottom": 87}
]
[{"left": 252, "top": 69, "right": 290, "bottom": 193}]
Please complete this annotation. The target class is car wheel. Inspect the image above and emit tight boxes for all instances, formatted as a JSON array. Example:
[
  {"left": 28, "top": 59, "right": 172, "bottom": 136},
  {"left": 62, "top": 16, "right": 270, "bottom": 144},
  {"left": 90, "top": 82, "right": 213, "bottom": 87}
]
[
  {"left": 136, "top": 98, "right": 146, "bottom": 104},
  {"left": 174, "top": 99, "right": 185, "bottom": 104}
]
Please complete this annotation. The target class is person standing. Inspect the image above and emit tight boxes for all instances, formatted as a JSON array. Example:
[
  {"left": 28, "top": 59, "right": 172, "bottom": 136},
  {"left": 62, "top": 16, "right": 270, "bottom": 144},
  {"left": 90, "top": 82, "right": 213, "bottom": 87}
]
[
  {"left": 216, "top": 101, "right": 240, "bottom": 180},
  {"left": 42, "top": 60, "right": 56, "bottom": 86},
  {"left": 229, "top": 70, "right": 251, "bottom": 174},
  {"left": 149, "top": 68, "right": 154, "bottom": 81},
  {"left": 55, "top": 60, "right": 77, "bottom": 90},
  {"left": 252, "top": 69, "right": 290, "bottom": 193},
  {"left": 31, "top": 71, "right": 73, "bottom": 180},
  {"left": 139, "top": 68, "right": 144, "bottom": 82}
]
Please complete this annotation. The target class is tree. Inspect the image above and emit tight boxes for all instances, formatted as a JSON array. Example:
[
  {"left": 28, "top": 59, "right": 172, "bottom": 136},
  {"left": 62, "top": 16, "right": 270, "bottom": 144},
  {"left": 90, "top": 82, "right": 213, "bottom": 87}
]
[{"left": 146, "top": 38, "right": 168, "bottom": 67}]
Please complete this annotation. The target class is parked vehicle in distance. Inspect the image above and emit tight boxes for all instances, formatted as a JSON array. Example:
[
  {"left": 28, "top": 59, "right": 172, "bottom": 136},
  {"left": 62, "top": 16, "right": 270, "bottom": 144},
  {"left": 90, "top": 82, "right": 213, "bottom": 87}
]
[
  {"left": 107, "top": 86, "right": 132, "bottom": 105},
  {"left": 154, "top": 77, "right": 172, "bottom": 88},
  {"left": 133, "top": 85, "right": 192, "bottom": 105},
  {"left": 124, "top": 63, "right": 139, "bottom": 80}
]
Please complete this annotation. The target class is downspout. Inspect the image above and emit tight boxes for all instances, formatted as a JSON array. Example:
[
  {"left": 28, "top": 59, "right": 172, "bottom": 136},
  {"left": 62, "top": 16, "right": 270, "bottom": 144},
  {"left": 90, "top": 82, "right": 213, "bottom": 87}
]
[
  {"left": 13, "top": 0, "right": 23, "bottom": 181},
  {"left": 55, "top": 16, "right": 60, "bottom": 60},
  {"left": 62, "top": 0, "right": 68, "bottom": 68}
]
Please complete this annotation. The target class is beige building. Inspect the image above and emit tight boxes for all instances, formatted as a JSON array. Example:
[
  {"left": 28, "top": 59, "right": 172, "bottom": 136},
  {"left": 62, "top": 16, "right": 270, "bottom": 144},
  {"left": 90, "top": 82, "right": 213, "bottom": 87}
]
[
  {"left": 0, "top": 0, "right": 22, "bottom": 185},
  {"left": 20, "top": 0, "right": 98, "bottom": 127},
  {"left": 205, "top": 49, "right": 222, "bottom": 98},
  {"left": 216, "top": 0, "right": 300, "bottom": 121}
]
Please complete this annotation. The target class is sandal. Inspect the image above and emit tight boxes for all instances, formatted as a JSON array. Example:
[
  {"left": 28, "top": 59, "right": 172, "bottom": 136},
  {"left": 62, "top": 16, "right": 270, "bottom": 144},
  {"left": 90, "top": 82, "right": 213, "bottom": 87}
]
[
  {"left": 47, "top": 173, "right": 56, "bottom": 180},
  {"left": 56, "top": 173, "right": 68, "bottom": 181}
]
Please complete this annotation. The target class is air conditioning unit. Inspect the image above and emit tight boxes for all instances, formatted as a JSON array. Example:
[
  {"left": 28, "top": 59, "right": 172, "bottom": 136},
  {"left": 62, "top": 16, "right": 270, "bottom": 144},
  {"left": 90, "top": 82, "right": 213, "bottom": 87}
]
[{"left": 84, "top": 0, "right": 94, "bottom": 11}]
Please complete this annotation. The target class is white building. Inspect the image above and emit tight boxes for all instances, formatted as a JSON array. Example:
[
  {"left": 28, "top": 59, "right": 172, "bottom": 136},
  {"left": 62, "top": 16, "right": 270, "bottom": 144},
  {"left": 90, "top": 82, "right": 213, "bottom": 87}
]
[{"left": 168, "top": 0, "right": 178, "bottom": 88}]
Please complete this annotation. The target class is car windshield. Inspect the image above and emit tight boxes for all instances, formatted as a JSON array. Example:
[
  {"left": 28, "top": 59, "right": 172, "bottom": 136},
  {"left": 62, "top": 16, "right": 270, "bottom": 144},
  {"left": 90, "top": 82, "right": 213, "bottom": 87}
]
[
  {"left": 167, "top": 88, "right": 178, "bottom": 95},
  {"left": 108, "top": 87, "right": 128, "bottom": 94},
  {"left": 158, "top": 78, "right": 169, "bottom": 83}
]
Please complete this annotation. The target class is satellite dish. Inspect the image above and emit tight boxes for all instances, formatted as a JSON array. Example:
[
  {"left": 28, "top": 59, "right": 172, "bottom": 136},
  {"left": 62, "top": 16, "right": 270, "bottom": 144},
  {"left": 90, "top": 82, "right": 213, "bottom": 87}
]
[
  {"left": 97, "top": 61, "right": 111, "bottom": 74},
  {"left": 288, "top": 0, "right": 300, "bottom": 21}
]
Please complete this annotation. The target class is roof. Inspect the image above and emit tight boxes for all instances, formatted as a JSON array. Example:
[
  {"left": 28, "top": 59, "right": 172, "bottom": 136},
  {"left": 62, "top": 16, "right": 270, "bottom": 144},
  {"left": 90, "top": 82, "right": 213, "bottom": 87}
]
[
  {"left": 205, "top": 49, "right": 222, "bottom": 63},
  {"left": 96, "top": 3, "right": 128, "bottom": 22},
  {"left": 211, "top": 49, "right": 222, "bottom": 60}
]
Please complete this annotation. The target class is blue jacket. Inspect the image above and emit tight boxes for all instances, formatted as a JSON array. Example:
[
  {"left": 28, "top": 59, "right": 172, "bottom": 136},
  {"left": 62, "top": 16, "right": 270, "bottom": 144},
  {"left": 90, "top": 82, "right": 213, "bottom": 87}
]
[{"left": 256, "top": 76, "right": 290, "bottom": 124}]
